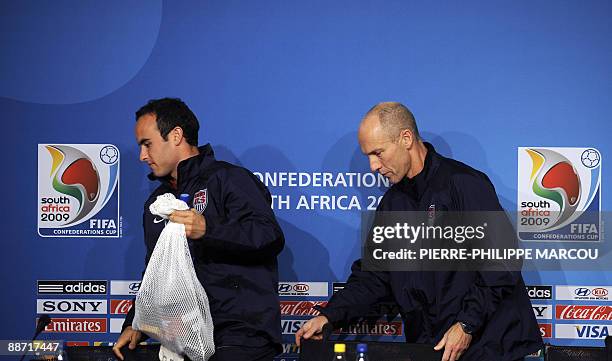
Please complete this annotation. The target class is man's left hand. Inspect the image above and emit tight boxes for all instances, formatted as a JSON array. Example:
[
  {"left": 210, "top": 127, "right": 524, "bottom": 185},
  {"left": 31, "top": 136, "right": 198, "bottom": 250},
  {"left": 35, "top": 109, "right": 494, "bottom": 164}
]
[
  {"left": 434, "top": 322, "right": 473, "bottom": 361},
  {"left": 169, "top": 209, "right": 207, "bottom": 239}
]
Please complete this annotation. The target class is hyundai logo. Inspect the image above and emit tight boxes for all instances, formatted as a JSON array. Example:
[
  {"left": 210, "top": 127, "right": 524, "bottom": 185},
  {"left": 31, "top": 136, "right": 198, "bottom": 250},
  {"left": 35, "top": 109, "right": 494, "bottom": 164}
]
[
  {"left": 575, "top": 288, "right": 591, "bottom": 297},
  {"left": 129, "top": 283, "right": 141, "bottom": 291},
  {"left": 278, "top": 284, "right": 292, "bottom": 293}
]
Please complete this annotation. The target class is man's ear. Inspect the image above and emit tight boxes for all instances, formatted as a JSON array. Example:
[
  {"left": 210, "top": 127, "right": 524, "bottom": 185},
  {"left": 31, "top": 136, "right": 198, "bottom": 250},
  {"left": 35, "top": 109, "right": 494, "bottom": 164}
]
[
  {"left": 399, "top": 128, "right": 414, "bottom": 149},
  {"left": 170, "top": 126, "right": 184, "bottom": 145}
]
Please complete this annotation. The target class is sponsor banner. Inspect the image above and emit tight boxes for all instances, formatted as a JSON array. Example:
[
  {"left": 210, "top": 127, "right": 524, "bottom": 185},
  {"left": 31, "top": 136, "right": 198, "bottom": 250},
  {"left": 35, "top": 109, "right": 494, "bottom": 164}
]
[
  {"left": 110, "top": 281, "right": 141, "bottom": 296},
  {"left": 37, "top": 280, "right": 107, "bottom": 295},
  {"left": 281, "top": 318, "right": 403, "bottom": 336},
  {"left": 94, "top": 341, "right": 161, "bottom": 346},
  {"left": 281, "top": 319, "right": 308, "bottom": 335},
  {"left": 66, "top": 341, "right": 90, "bottom": 346},
  {"left": 532, "top": 305, "right": 553, "bottom": 320},
  {"left": 526, "top": 285, "right": 552, "bottom": 300},
  {"left": 517, "top": 147, "right": 601, "bottom": 242},
  {"left": 556, "top": 324, "right": 611, "bottom": 339},
  {"left": 110, "top": 318, "right": 125, "bottom": 334},
  {"left": 280, "top": 301, "right": 326, "bottom": 316},
  {"left": 280, "top": 344, "right": 300, "bottom": 355},
  {"left": 539, "top": 323, "right": 552, "bottom": 339},
  {"left": 38, "top": 144, "right": 120, "bottom": 238},
  {"left": 555, "top": 286, "right": 611, "bottom": 301},
  {"left": 37, "top": 299, "right": 107, "bottom": 314},
  {"left": 278, "top": 282, "right": 328, "bottom": 297},
  {"left": 332, "top": 282, "right": 346, "bottom": 294},
  {"left": 94, "top": 342, "right": 115, "bottom": 346},
  {"left": 556, "top": 305, "right": 612, "bottom": 320},
  {"left": 110, "top": 299, "right": 134, "bottom": 314},
  {"left": 334, "top": 320, "right": 403, "bottom": 336},
  {"left": 42, "top": 318, "right": 107, "bottom": 333}
]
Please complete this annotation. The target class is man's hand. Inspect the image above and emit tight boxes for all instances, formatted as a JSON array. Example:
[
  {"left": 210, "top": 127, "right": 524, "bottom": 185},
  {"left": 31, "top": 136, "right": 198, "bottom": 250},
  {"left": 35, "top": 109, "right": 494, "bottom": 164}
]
[
  {"left": 169, "top": 209, "right": 207, "bottom": 239},
  {"left": 112, "top": 326, "right": 142, "bottom": 361},
  {"left": 433, "top": 322, "right": 473, "bottom": 361},
  {"left": 295, "top": 315, "right": 329, "bottom": 347}
]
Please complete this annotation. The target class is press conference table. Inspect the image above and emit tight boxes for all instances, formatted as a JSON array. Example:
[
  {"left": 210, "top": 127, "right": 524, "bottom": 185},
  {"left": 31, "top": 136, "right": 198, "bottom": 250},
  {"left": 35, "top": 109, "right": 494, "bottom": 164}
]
[
  {"left": 63, "top": 343, "right": 441, "bottom": 361},
  {"left": 299, "top": 339, "right": 442, "bottom": 361},
  {"left": 65, "top": 344, "right": 160, "bottom": 361},
  {"left": 60, "top": 342, "right": 610, "bottom": 361},
  {"left": 66, "top": 340, "right": 442, "bottom": 361}
]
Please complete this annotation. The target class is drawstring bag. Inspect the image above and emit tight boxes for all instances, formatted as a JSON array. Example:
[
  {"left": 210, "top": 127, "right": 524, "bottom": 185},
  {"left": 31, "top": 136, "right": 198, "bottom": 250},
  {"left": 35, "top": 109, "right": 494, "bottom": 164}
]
[{"left": 132, "top": 193, "right": 215, "bottom": 361}]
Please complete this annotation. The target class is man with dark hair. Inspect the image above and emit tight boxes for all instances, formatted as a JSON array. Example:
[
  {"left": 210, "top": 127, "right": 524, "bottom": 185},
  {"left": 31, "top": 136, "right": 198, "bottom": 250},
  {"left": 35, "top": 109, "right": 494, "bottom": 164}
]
[
  {"left": 135, "top": 98, "right": 200, "bottom": 147},
  {"left": 296, "top": 102, "right": 542, "bottom": 361},
  {"left": 113, "top": 98, "right": 284, "bottom": 361}
]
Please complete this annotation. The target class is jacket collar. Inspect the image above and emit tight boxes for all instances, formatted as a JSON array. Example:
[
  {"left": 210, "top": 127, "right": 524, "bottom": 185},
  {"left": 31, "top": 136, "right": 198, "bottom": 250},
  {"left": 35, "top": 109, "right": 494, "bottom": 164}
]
[
  {"left": 147, "top": 143, "right": 216, "bottom": 188},
  {"left": 398, "top": 142, "right": 439, "bottom": 200}
]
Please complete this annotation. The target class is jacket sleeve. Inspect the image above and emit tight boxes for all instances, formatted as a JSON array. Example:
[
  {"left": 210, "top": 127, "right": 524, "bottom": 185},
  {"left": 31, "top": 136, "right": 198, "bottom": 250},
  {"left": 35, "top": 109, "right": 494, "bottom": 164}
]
[
  {"left": 201, "top": 168, "right": 285, "bottom": 257},
  {"left": 452, "top": 172, "right": 521, "bottom": 333},
  {"left": 317, "top": 194, "right": 394, "bottom": 326},
  {"left": 317, "top": 259, "right": 391, "bottom": 326}
]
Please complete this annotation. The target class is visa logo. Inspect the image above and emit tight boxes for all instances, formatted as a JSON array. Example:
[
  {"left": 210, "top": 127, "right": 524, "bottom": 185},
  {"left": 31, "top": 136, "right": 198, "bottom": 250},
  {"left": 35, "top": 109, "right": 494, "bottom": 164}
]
[
  {"left": 281, "top": 320, "right": 307, "bottom": 335},
  {"left": 576, "top": 325, "right": 609, "bottom": 338}
]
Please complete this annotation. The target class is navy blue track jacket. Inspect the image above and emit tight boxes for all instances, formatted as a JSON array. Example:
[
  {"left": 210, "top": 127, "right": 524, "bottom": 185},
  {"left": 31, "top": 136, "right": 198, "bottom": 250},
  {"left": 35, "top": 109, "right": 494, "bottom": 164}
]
[
  {"left": 318, "top": 143, "right": 543, "bottom": 360},
  {"left": 124, "top": 144, "right": 284, "bottom": 353}
]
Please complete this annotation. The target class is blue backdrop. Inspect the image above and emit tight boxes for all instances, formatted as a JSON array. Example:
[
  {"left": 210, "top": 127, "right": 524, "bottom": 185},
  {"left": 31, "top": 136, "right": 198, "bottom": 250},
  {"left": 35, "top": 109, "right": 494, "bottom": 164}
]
[{"left": 2, "top": 0, "right": 611, "bottom": 357}]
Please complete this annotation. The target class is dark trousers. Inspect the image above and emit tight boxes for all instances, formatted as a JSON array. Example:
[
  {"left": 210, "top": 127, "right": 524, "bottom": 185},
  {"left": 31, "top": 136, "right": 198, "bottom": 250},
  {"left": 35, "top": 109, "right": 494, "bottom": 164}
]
[{"left": 208, "top": 345, "right": 278, "bottom": 361}]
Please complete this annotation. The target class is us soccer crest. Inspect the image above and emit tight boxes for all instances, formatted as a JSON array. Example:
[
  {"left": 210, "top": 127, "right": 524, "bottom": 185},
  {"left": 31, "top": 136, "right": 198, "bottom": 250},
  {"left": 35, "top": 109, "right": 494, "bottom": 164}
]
[
  {"left": 193, "top": 189, "right": 208, "bottom": 214},
  {"left": 517, "top": 147, "right": 601, "bottom": 242},
  {"left": 427, "top": 204, "right": 436, "bottom": 226}
]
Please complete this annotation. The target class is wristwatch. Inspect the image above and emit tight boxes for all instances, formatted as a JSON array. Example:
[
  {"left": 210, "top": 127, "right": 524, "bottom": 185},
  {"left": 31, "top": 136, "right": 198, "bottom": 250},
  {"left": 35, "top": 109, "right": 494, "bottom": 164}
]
[{"left": 459, "top": 321, "right": 475, "bottom": 335}]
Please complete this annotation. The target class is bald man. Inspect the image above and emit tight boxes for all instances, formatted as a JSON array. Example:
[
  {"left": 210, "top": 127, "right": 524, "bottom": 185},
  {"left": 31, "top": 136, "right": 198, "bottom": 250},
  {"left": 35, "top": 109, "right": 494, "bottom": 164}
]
[{"left": 295, "top": 103, "right": 542, "bottom": 361}]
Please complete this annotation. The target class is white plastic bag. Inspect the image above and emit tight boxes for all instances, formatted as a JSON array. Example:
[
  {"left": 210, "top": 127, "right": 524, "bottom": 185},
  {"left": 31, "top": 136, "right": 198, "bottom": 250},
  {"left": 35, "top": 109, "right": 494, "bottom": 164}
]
[{"left": 132, "top": 193, "right": 215, "bottom": 361}]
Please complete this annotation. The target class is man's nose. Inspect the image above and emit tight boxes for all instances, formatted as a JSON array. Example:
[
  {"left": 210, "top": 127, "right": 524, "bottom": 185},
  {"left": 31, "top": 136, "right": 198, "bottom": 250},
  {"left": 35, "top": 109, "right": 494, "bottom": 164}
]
[
  {"left": 139, "top": 147, "right": 148, "bottom": 162},
  {"left": 369, "top": 157, "right": 381, "bottom": 173}
]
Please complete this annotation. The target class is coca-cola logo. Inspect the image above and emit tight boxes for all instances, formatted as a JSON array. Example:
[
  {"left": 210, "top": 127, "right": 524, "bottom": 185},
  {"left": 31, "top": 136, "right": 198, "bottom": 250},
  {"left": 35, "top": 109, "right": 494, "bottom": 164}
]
[
  {"left": 293, "top": 283, "right": 309, "bottom": 293},
  {"left": 280, "top": 301, "right": 327, "bottom": 316},
  {"left": 556, "top": 305, "right": 612, "bottom": 320},
  {"left": 592, "top": 288, "right": 609, "bottom": 297},
  {"left": 110, "top": 299, "right": 133, "bottom": 314}
]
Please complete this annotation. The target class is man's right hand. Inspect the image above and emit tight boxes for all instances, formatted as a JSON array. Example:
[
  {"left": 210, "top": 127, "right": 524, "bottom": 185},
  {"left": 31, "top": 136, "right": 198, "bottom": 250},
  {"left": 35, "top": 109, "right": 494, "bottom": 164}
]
[
  {"left": 295, "top": 315, "right": 329, "bottom": 347},
  {"left": 112, "top": 326, "right": 142, "bottom": 361}
]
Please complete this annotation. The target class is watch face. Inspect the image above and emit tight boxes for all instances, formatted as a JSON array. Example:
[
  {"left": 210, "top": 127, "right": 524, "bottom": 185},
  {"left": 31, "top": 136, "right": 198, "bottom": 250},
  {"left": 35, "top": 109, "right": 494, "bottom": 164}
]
[{"left": 460, "top": 322, "right": 474, "bottom": 334}]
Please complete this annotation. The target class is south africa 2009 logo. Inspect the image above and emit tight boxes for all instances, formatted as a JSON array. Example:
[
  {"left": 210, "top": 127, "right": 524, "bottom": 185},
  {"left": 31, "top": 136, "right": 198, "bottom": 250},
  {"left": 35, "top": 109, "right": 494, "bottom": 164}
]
[
  {"left": 38, "top": 144, "right": 120, "bottom": 238},
  {"left": 517, "top": 147, "right": 601, "bottom": 242}
]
